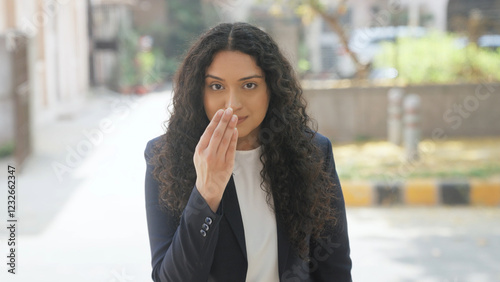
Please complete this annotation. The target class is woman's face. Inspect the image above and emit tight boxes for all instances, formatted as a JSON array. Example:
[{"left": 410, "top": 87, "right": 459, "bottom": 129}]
[{"left": 203, "top": 50, "right": 270, "bottom": 150}]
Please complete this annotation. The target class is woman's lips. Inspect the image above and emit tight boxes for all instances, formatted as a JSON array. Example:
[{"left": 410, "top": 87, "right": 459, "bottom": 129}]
[{"left": 236, "top": 116, "right": 248, "bottom": 125}]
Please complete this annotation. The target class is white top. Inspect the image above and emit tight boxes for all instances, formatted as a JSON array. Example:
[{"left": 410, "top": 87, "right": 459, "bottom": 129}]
[{"left": 233, "top": 146, "right": 279, "bottom": 282}]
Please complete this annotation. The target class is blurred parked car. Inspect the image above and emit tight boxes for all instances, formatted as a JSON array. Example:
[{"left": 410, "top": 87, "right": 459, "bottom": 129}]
[
  {"left": 478, "top": 35, "right": 500, "bottom": 50},
  {"left": 335, "top": 26, "right": 427, "bottom": 78},
  {"left": 455, "top": 34, "right": 500, "bottom": 50},
  {"left": 368, "top": 67, "right": 399, "bottom": 80}
]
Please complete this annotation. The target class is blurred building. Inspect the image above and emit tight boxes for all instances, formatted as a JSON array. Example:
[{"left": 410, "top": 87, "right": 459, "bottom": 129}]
[
  {"left": 0, "top": 0, "right": 144, "bottom": 167},
  {"left": 0, "top": 0, "right": 89, "bottom": 167},
  {"left": 1, "top": 0, "right": 89, "bottom": 123}
]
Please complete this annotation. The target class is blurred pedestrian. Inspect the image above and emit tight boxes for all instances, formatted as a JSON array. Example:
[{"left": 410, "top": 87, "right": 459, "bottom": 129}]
[{"left": 144, "top": 22, "right": 352, "bottom": 282}]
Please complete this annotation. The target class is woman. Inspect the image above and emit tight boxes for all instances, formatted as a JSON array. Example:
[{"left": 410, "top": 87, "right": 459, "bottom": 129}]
[{"left": 144, "top": 22, "right": 352, "bottom": 281}]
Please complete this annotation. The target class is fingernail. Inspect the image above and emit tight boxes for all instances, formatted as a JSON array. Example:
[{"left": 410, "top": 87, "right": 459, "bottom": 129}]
[
  {"left": 225, "top": 108, "right": 233, "bottom": 115},
  {"left": 231, "top": 115, "right": 238, "bottom": 123}
]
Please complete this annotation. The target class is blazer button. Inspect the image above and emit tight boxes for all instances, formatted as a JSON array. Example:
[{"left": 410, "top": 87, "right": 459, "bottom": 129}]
[
  {"left": 202, "top": 223, "right": 210, "bottom": 231},
  {"left": 205, "top": 217, "right": 213, "bottom": 225},
  {"left": 200, "top": 229, "right": 207, "bottom": 237}
]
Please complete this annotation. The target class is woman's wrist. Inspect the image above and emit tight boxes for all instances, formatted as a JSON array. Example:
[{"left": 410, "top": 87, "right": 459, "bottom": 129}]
[{"left": 196, "top": 183, "right": 223, "bottom": 212}]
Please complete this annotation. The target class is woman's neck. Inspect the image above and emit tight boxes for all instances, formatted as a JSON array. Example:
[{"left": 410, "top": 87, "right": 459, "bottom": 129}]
[{"left": 236, "top": 133, "right": 260, "bottom": 150}]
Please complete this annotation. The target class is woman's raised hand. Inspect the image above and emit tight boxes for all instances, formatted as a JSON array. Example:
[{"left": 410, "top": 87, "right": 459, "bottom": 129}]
[{"left": 194, "top": 108, "right": 238, "bottom": 212}]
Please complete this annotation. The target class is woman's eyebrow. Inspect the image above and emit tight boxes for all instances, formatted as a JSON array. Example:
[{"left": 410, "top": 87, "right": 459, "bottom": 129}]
[
  {"left": 205, "top": 74, "right": 263, "bottom": 81},
  {"left": 238, "top": 75, "right": 263, "bottom": 81},
  {"left": 205, "top": 74, "right": 224, "bottom": 81}
]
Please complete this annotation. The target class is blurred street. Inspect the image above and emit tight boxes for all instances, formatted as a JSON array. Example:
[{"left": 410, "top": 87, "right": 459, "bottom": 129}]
[
  {"left": 0, "top": 89, "right": 499, "bottom": 282},
  {"left": 0, "top": 88, "right": 170, "bottom": 282},
  {"left": 349, "top": 207, "right": 500, "bottom": 282}
]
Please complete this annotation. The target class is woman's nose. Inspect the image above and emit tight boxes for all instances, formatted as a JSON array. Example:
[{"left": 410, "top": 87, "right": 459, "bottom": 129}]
[{"left": 226, "top": 90, "right": 242, "bottom": 109}]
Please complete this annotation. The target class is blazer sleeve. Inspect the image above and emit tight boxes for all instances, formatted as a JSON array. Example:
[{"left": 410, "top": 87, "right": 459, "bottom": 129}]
[
  {"left": 144, "top": 139, "right": 222, "bottom": 282},
  {"left": 310, "top": 136, "right": 352, "bottom": 281}
]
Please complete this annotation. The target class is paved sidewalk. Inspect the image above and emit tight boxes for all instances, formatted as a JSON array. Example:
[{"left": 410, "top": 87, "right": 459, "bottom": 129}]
[
  {"left": 348, "top": 206, "right": 500, "bottom": 282},
  {"left": 0, "top": 88, "right": 171, "bottom": 282}
]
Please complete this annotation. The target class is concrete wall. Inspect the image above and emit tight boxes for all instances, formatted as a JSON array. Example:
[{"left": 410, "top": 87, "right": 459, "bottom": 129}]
[{"left": 303, "top": 83, "right": 500, "bottom": 143}]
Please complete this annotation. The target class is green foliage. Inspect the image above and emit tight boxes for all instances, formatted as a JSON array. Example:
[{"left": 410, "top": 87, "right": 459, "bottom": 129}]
[
  {"left": 374, "top": 32, "right": 500, "bottom": 84},
  {"left": 297, "top": 41, "right": 311, "bottom": 73},
  {"left": 131, "top": 0, "right": 209, "bottom": 79},
  {"left": 109, "top": 0, "right": 210, "bottom": 90},
  {"left": 140, "top": 49, "right": 176, "bottom": 86},
  {"left": 137, "top": 51, "right": 155, "bottom": 74},
  {"left": 165, "top": 0, "right": 206, "bottom": 60},
  {"left": 0, "top": 141, "right": 14, "bottom": 158},
  {"left": 112, "top": 24, "right": 170, "bottom": 91},
  {"left": 115, "top": 24, "right": 140, "bottom": 88},
  {"left": 136, "top": 24, "right": 178, "bottom": 76}
]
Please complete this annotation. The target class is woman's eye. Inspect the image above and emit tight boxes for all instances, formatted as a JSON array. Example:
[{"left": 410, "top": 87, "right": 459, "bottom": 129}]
[
  {"left": 210, "top": 84, "right": 223, "bottom": 91},
  {"left": 243, "top": 83, "right": 257, "bottom": 89}
]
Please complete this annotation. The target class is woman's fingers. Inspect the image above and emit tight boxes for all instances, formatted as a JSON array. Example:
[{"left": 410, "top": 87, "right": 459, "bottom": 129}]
[
  {"left": 197, "top": 109, "right": 223, "bottom": 150},
  {"left": 225, "top": 127, "right": 238, "bottom": 162},
  {"left": 217, "top": 114, "right": 238, "bottom": 155},
  {"left": 208, "top": 107, "right": 233, "bottom": 152}
]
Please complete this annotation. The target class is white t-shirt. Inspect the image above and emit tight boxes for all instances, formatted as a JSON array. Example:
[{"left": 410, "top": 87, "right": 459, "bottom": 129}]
[{"left": 233, "top": 146, "right": 280, "bottom": 282}]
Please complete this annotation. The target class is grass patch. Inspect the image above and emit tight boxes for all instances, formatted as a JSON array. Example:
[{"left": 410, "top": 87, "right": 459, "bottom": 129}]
[{"left": 334, "top": 138, "right": 500, "bottom": 180}]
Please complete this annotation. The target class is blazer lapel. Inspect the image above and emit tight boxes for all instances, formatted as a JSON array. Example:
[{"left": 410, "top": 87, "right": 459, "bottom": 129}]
[{"left": 221, "top": 176, "right": 247, "bottom": 260}]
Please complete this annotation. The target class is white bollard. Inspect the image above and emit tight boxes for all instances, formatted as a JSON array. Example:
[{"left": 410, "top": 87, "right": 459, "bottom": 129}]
[
  {"left": 387, "top": 88, "right": 404, "bottom": 145},
  {"left": 403, "top": 94, "right": 421, "bottom": 162}
]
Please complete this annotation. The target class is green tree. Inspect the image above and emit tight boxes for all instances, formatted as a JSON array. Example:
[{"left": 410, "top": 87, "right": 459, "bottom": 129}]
[
  {"left": 262, "top": 0, "right": 368, "bottom": 78},
  {"left": 165, "top": 0, "right": 206, "bottom": 64},
  {"left": 374, "top": 32, "right": 500, "bottom": 84}
]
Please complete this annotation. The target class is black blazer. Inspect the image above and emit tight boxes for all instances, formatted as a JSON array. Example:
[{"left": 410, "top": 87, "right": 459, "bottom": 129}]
[{"left": 144, "top": 132, "right": 352, "bottom": 281}]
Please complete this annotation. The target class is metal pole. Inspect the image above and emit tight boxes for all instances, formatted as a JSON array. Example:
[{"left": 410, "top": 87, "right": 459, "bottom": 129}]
[
  {"left": 387, "top": 88, "right": 403, "bottom": 145},
  {"left": 403, "top": 93, "right": 421, "bottom": 162},
  {"left": 87, "top": 0, "right": 96, "bottom": 87}
]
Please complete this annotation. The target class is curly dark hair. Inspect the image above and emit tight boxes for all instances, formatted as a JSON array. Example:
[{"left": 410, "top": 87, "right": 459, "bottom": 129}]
[{"left": 151, "top": 22, "right": 338, "bottom": 260}]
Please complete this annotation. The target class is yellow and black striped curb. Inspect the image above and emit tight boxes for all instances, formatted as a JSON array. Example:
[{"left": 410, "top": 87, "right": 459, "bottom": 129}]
[{"left": 342, "top": 180, "right": 500, "bottom": 206}]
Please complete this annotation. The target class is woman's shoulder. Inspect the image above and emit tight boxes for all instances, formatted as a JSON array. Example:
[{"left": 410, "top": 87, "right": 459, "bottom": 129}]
[
  {"left": 144, "top": 135, "right": 165, "bottom": 158},
  {"left": 146, "top": 135, "right": 164, "bottom": 147},
  {"left": 311, "top": 131, "right": 332, "bottom": 150}
]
